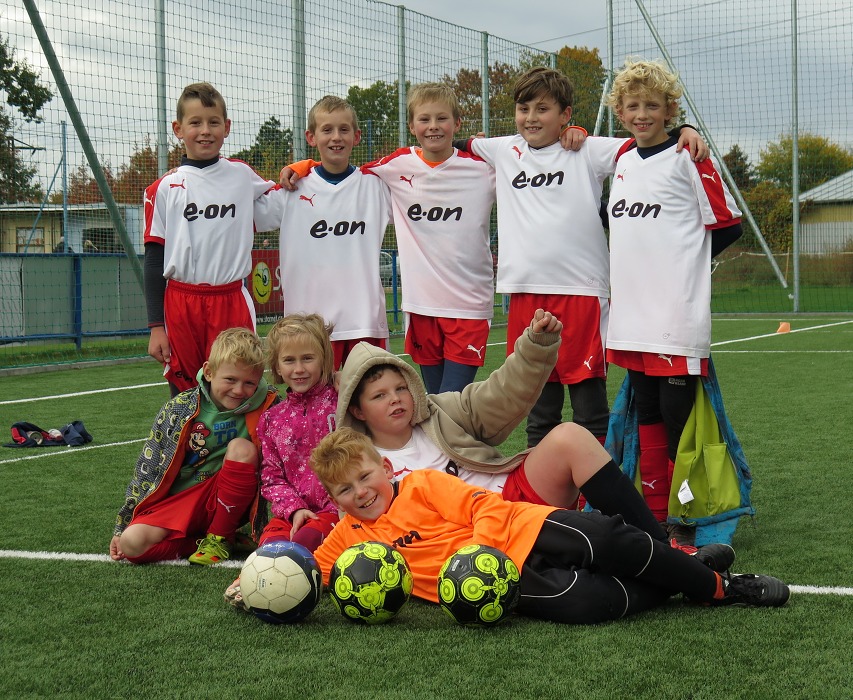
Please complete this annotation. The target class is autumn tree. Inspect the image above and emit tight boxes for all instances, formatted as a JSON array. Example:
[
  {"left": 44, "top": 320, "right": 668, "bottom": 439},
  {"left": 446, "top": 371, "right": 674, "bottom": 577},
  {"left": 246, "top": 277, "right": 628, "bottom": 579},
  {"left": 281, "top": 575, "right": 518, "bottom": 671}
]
[
  {"left": 519, "top": 46, "right": 607, "bottom": 133},
  {"left": 723, "top": 144, "right": 756, "bottom": 192},
  {"left": 230, "top": 116, "right": 293, "bottom": 181},
  {"left": 757, "top": 133, "right": 853, "bottom": 193},
  {"left": 1, "top": 34, "right": 53, "bottom": 203},
  {"left": 59, "top": 139, "right": 183, "bottom": 204},
  {"left": 346, "top": 81, "right": 404, "bottom": 159},
  {"left": 441, "top": 62, "right": 519, "bottom": 134}
]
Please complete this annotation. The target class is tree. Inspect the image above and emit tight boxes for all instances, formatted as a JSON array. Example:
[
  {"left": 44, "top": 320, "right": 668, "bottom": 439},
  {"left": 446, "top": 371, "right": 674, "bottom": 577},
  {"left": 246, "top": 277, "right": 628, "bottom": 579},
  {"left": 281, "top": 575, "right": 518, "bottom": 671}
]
[
  {"left": 58, "top": 139, "right": 183, "bottom": 205},
  {"left": 230, "top": 116, "right": 293, "bottom": 181},
  {"left": 757, "top": 133, "right": 853, "bottom": 192},
  {"left": 442, "top": 62, "right": 519, "bottom": 134},
  {"left": 742, "top": 180, "right": 794, "bottom": 252},
  {"left": 519, "top": 46, "right": 607, "bottom": 133},
  {"left": 723, "top": 144, "right": 756, "bottom": 191},
  {"left": 346, "top": 81, "right": 403, "bottom": 158},
  {"left": 1, "top": 34, "right": 53, "bottom": 203}
]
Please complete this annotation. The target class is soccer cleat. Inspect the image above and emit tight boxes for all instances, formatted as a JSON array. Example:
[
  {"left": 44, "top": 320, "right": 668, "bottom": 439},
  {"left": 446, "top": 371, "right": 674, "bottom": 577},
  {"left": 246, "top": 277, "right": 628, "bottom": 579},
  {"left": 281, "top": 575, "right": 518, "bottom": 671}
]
[
  {"left": 694, "top": 543, "right": 736, "bottom": 573},
  {"left": 716, "top": 573, "right": 790, "bottom": 607},
  {"left": 669, "top": 538, "right": 699, "bottom": 556},
  {"left": 667, "top": 522, "right": 696, "bottom": 547},
  {"left": 223, "top": 577, "right": 248, "bottom": 611},
  {"left": 188, "top": 533, "right": 231, "bottom": 565}
]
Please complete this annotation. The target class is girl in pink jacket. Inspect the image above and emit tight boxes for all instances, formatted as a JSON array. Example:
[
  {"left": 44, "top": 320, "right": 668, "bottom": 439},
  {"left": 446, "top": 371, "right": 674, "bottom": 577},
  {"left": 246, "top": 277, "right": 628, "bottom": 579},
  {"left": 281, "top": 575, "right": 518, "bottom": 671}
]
[{"left": 225, "top": 313, "right": 337, "bottom": 607}]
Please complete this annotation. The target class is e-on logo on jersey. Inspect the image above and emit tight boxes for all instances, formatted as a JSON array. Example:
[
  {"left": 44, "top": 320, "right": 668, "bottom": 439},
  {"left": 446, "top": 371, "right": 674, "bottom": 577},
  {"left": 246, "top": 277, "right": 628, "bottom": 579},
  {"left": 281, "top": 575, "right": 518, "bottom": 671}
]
[
  {"left": 511, "top": 170, "right": 565, "bottom": 190},
  {"left": 406, "top": 204, "right": 462, "bottom": 222},
  {"left": 183, "top": 202, "right": 237, "bottom": 222},
  {"left": 610, "top": 199, "right": 662, "bottom": 219},
  {"left": 309, "top": 220, "right": 366, "bottom": 238}
]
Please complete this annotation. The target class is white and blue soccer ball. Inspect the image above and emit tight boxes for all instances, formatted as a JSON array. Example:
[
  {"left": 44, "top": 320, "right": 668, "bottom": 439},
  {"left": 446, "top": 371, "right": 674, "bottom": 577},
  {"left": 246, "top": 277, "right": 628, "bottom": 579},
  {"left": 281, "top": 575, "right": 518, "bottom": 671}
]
[{"left": 240, "top": 541, "right": 323, "bottom": 624}]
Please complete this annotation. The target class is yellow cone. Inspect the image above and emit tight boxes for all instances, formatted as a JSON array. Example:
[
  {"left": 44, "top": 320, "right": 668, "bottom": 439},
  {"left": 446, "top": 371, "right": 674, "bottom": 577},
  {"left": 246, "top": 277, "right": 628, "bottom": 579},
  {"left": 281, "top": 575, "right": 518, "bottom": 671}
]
[{"left": 776, "top": 322, "right": 791, "bottom": 333}]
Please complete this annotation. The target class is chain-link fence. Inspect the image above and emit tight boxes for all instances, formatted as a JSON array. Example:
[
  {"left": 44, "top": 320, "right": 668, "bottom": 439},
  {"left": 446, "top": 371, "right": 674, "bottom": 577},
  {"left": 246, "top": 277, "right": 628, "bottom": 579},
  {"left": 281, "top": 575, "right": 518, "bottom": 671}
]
[{"left": 1, "top": 0, "right": 850, "bottom": 368}]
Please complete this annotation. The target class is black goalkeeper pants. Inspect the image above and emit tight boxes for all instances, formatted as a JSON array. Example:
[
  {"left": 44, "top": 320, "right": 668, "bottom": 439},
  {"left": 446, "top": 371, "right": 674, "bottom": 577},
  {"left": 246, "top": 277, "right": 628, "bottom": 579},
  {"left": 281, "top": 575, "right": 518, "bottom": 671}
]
[{"left": 517, "top": 510, "right": 718, "bottom": 624}]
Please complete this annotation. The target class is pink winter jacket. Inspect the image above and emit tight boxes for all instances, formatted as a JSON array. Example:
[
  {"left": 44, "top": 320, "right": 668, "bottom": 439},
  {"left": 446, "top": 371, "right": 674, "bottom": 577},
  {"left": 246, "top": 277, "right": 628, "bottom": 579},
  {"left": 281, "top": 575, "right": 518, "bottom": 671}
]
[{"left": 258, "top": 382, "right": 338, "bottom": 521}]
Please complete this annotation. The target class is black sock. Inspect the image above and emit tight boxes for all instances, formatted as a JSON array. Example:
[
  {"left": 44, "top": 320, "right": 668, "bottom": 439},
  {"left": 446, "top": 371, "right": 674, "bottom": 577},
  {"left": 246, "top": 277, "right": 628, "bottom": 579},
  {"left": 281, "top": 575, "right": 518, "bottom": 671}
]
[{"left": 580, "top": 460, "right": 668, "bottom": 541}]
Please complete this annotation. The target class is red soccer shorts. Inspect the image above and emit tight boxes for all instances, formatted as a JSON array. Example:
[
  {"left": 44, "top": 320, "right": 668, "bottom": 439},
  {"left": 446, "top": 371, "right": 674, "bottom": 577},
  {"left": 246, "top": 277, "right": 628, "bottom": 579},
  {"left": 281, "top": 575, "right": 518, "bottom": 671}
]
[
  {"left": 332, "top": 337, "right": 388, "bottom": 370},
  {"left": 164, "top": 279, "right": 256, "bottom": 392},
  {"left": 502, "top": 458, "right": 579, "bottom": 510},
  {"left": 404, "top": 314, "right": 491, "bottom": 367},
  {"left": 507, "top": 293, "right": 607, "bottom": 384},
  {"left": 607, "top": 349, "right": 708, "bottom": 377}
]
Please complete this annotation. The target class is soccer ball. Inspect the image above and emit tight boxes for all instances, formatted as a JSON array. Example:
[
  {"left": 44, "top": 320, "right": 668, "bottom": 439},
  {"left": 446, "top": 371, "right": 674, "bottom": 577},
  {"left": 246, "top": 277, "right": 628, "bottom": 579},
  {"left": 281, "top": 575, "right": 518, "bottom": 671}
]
[
  {"left": 328, "top": 541, "right": 413, "bottom": 624},
  {"left": 437, "top": 544, "right": 521, "bottom": 626},
  {"left": 240, "top": 541, "right": 323, "bottom": 624}
]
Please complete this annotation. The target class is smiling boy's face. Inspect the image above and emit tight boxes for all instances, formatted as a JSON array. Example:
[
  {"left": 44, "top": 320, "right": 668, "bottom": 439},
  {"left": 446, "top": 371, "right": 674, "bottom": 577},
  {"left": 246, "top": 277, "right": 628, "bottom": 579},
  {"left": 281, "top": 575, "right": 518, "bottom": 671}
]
[
  {"left": 327, "top": 453, "right": 395, "bottom": 521},
  {"left": 305, "top": 108, "right": 361, "bottom": 174}
]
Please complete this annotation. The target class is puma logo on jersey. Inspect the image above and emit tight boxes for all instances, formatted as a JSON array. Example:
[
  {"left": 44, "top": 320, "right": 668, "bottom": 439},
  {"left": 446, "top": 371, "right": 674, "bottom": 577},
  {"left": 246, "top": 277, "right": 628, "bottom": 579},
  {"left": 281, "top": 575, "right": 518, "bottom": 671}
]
[
  {"left": 641, "top": 479, "right": 659, "bottom": 489},
  {"left": 144, "top": 193, "right": 154, "bottom": 207},
  {"left": 583, "top": 355, "right": 594, "bottom": 370},
  {"left": 701, "top": 172, "right": 718, "bottom": 183},
  {"left": 512, "top": 145, "right": 523, "bottom": 159},
  {"left": 393, "top": 465, "right": 413, "bottom": 477},
  {"left": 466, "top": 344, "right": 485, "bottom": 359},
  {"left": 657, "top": 354, "right": 673, "bottom": 366},
  {"left": 216, "top": 498, "right": 236, "bottom": 513},
  {"left": 169, "top": 180, "right": 186, "bottom": 189},
  {"left": 400, "top": 175, "right": 414, "bottom": 187},
  {"left": 299, "top": 194, "right": 316, "bottom": 206},
  {"left": 616, "top": 173, "right": 625, "bottom": 181}
]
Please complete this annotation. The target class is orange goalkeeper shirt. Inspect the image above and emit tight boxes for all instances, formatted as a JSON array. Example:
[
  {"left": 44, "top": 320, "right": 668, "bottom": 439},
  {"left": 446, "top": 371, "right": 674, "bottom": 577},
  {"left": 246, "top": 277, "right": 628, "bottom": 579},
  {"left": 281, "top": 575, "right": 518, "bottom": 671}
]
[{"left": 313, "top": 469, "right": 558, "bottom": 603}]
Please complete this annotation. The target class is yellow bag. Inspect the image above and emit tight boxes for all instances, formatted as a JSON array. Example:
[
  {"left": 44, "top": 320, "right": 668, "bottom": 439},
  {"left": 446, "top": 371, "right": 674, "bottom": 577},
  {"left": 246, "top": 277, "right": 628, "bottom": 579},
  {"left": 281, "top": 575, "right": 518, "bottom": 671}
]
[{"left": 669, "top": 380, "right": 743, "bottom": 521}]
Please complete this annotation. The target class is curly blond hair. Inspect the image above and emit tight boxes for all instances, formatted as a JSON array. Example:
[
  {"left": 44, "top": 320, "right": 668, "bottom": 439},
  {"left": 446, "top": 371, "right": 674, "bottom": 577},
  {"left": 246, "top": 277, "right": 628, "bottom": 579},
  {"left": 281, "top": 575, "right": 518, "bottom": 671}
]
[{"left": 607, "top": 58, "right": 682, "bottom": 124}]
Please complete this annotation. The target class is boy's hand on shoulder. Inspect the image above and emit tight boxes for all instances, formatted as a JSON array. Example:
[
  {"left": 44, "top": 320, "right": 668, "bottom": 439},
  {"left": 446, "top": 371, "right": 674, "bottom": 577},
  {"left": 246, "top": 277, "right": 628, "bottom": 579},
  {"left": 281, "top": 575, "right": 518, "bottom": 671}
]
[
  {"left": 472, "top": 132, "right": 486, "bottom": 139},
  {"left": 560, "top": 125, "right": 587, "bottom": 151},
  {"left": 676, "top": 128, "right": 709, "bottom": 162},
  {"left": 279, "top": 166, "right": 300, "bottom": 191},
  {"left": 148, "top": 325, "right": 171, "bottom": 365},
  {"left": 530, "top": 309, "right": 562, "bottom": 335}
]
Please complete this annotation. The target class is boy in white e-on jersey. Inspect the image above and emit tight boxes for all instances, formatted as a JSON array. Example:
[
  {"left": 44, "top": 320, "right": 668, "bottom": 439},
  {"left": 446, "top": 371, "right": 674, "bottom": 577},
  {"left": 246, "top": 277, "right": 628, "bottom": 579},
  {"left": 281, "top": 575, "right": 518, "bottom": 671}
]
[
  {"left": 283, "top": 84, "right": 496, "bottom": 394},
  {"left": 253, "top": 96, "right": 392, "bottom": 369},
  {"left": 604, "top": 59, "right": 743, "bottom": 543},
  {"left": 460, "top": 67, "right": 708, "bottom": 450}
]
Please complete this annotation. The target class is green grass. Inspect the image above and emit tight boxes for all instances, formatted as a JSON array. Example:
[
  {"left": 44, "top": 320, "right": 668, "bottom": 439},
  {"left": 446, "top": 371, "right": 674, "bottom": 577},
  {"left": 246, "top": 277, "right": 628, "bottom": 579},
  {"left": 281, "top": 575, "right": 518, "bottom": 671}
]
[{"left": 1, "top": 317, "right": 852, "bottom": 699}]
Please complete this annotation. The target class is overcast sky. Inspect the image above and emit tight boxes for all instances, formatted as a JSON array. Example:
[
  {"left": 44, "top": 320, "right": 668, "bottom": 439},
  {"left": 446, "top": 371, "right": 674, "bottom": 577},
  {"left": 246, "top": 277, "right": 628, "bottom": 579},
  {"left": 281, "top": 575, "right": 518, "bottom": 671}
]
[{"left": 393, "top": 1, "right": 608, "bottom": 56}]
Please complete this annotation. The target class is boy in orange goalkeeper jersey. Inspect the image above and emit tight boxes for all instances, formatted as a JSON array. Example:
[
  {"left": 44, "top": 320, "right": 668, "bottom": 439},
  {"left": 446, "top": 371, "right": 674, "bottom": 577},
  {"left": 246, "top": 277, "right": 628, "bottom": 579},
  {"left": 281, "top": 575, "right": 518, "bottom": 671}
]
[{"left": 310, "top": 428, "right": 789, "bottom": 624}]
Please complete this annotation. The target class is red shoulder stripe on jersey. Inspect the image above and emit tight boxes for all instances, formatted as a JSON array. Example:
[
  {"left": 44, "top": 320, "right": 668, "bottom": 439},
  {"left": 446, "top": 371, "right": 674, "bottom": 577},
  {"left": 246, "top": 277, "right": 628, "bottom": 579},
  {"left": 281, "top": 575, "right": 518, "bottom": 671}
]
[
  {"left": 615, "top": 138, "right": 637, "bottom": 163},
  {"left": 694, "top": 159, "right": 736, "bottom": 224},
  {"left": 143, "top": 179, "right": 165, "bottom": 243},
  {"left": 453, "top": 148, "right": 487, "bottom": 164},
  {"left": 363, "top": 146, "right": 413, "bottom": 172}
]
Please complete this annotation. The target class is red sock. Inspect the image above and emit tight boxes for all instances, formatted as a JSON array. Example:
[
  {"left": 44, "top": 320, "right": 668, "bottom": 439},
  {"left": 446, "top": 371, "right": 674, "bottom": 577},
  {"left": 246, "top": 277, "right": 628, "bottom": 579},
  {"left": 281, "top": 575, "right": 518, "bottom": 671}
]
[
  {"left": 712, "top": 572, "right": 726, "bottom": 600},
  {"left": 638, "top": 422, "right": 670, "bottom": 522},
  {"left": 208, "top": 459, "right": 259, "bottom": 539},
  {"left": 126, "top": 537, "right": 196, "bottom": 564}
]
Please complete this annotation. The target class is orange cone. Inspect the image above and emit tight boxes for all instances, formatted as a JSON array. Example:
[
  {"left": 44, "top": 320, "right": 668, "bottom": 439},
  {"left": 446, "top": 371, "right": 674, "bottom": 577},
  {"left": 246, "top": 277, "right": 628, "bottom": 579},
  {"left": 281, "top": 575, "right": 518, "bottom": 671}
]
[{"left": 776, "top": 322, "right": 791, "bottom": 333}]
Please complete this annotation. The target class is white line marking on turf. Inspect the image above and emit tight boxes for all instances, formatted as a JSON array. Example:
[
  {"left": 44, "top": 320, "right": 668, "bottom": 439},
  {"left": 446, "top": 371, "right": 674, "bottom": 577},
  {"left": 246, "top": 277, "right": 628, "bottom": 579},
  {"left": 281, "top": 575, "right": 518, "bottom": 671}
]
[
  {"left": 0, "top": 439, "right": 144, "bottom": 465},
  {"left": 0, "top": 550, "right": 243, "bottom": 568},
  {"left": 0, "top": 382, "right": 166, "bottom": 405},
  {"left": 0, "top": 550, "right": 849, "bottom": 595},
  {"left": 710, "top": 319, "right": 853, "bottom": 347}
]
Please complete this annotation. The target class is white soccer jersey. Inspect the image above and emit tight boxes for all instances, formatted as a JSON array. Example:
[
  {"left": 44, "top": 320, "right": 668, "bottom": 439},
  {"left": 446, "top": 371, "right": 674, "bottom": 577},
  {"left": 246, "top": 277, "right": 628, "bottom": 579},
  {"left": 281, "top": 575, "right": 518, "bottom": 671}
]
[
  {"left": 606, "top": 144, "right": 742, "bottom": 357},
  {"left": 376, "top": 425, "right": 509, "bottom": 493},
  {"left": 364, "top": 147, "right": 496, "bottom": 319},
  {"left": 471, "top": 134, "right": 628, "bottom": 297},
  {"left": 144, "top": 158, "right": 274, "bottom": 285},
  {"left": 253, "top": 168, "right": 392, "bottom": 341}
]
